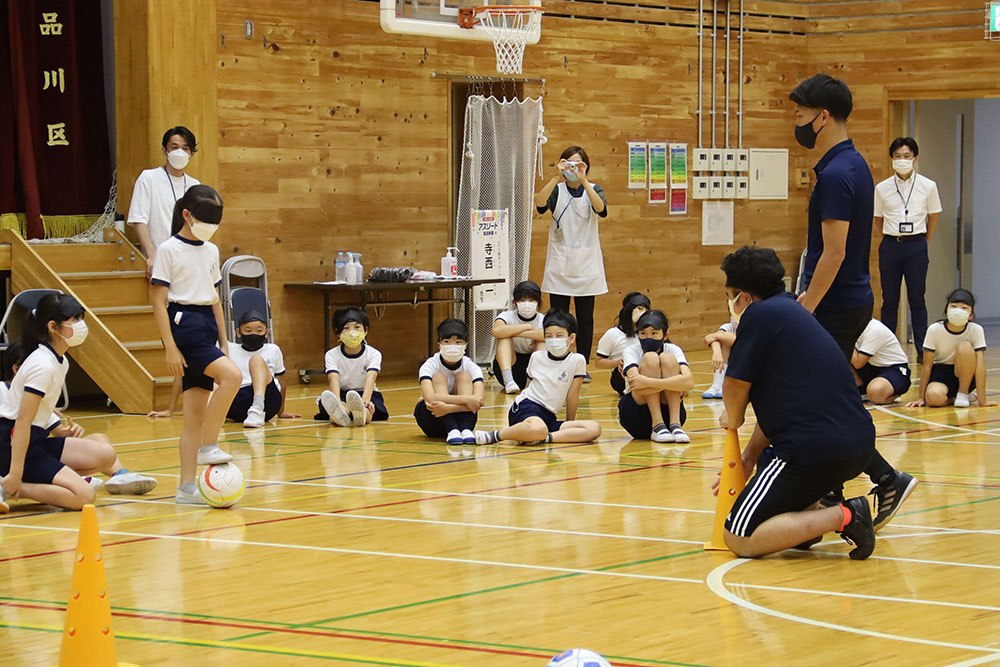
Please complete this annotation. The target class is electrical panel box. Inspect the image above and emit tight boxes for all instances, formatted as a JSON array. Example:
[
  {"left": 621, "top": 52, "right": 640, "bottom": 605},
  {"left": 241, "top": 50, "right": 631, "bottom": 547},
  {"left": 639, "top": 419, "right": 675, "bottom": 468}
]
[
  {"left": 736, "top": 149, "right": 749, "bottom": 172},
  {"left": 736, "top": 176, "right": 749, "bottom": 199},
  {"left": 709, "top": 150, "right": 724, "bottom": 172},
  {"left": 748, "top": 148, "right": 789, "bottom": 200},
  {"left": 692, "top": 176, "right": 710, "bottom": 199},
  {"left": 709, "top": 177, "right": 723, "bottom": 199},
  {"left": 693, "top": 148, "right": 711, "bottom": 172},
  {"left": 723, "top": 150, "right": 737, "bottom": 172},
  {"left": 723, "top": 178, "right": 737, "bottom": 199}
]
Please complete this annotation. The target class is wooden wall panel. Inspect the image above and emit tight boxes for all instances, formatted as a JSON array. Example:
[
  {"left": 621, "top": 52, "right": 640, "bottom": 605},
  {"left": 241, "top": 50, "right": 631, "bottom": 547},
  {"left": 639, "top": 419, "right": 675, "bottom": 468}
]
[{"left": 214, "top": 0, "right": 813, "bottom": 380}]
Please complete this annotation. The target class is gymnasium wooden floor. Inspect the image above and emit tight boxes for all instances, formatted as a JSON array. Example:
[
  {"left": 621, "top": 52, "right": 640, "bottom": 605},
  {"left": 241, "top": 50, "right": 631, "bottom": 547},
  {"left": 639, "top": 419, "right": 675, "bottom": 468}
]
[{"left": 2, "top": 347, "right": 999, "bottom": 666}]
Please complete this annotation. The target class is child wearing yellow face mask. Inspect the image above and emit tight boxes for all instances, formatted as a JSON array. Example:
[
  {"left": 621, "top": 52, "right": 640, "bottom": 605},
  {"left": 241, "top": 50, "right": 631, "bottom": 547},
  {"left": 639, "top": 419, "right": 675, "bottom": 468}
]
[{"left": 315, "top": 308, "right": 388, "bottom": 426}]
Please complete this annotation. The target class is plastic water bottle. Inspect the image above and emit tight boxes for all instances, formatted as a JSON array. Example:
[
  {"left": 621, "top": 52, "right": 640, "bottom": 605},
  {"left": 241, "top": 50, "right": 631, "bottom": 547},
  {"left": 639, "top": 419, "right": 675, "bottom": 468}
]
[
  {"left": 354, "top": 254, "right": 364, "bottom": 284},
  {"left": 335, "top": 252, "right": 346, "bottom": 282},
  {"left": 345, "top": 253, "right": 358, "bottom": 285}
]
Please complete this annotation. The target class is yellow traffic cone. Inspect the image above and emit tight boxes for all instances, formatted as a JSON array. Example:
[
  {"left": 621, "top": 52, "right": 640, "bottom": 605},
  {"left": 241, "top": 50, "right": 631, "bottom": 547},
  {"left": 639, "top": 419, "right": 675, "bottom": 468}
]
[
  {"left": 704, "top": 429, "right": 747, "bottom": 551},
  {"left": 54, "top": 504, "right": 139, "bottom": 667}
]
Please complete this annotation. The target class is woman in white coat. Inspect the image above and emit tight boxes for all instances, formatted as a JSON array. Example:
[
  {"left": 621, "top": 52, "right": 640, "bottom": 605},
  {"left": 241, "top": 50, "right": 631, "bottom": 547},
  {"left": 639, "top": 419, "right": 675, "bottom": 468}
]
[{"left": 534, "top": 146, "right": 609, "bottom": 379}]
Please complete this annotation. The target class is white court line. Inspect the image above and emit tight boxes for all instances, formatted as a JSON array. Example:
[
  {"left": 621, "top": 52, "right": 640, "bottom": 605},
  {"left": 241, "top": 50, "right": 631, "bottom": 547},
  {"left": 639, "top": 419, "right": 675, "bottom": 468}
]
[
  {"left": 729, "top": 580, "right": 1000, "bottom": 614},
  {"left": 107, "top": 497, "right": 704, "bottom": 546},
  {"left": 707, "top": 558, "right": 1000, "bottom": 657},
  {"left": 136, "top": 474, "right": 716, "bottom": 514},
  {"left": 873, "top": 405, "right": 1000, "bottom": 438},
  {"left": 0, "top": 522, "right": 702, "bottom": 585},
  {"left": 946, "top": 654, "right": 1000, "bottom": 667}
]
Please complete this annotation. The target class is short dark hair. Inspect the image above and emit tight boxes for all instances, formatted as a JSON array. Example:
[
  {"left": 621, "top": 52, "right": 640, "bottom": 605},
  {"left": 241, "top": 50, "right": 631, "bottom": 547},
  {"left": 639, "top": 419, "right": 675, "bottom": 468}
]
[
  {"left": 437, "top": 318, "right": 468, "bottom": 342},
  {"left": 559, "top": 145, "right": 591, "bottom": 172},
  {"left": 721, "top": 246, "right": 786, "bottom": 298},
  {"left": 789, "top": 74, "right": 853, "bottom": 122},
  {"left": 512, "top": 280, "right": 542, "bottom": 303},
  {"left": 617, "top": 292, "right": 651, "bottom": 337},
  {"left": 636, "top": 309, "right": 669, "bottom": 334},
  {"left": 946, "top": 288, "right": 975, "bottom": 310},
  {"left": 889, "top": 137, "right": 919, "bottom": 157},
  {"left": 1, "top": 340, "right": 25, "bottom": 383},
  {"left": 332, "top": 307, "right": 370, "bottom": 334},
  {"left": 171, "top": 184, "right": 222, "bottom": 236},
  {"left": 23, "top": 293, "right": 85, "bottom": 355},
  {"left": 162, "top": 126, "right": 198, "bottom": 153},
  {"left": 542, "top": 309, "right": 577, "bottom": 335}
]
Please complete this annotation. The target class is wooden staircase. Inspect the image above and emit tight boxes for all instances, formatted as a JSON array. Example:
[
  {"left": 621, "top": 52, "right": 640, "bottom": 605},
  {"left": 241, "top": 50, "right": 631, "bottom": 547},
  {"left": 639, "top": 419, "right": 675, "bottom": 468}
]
[{"left": 0, "top": 228, "right": 175, "bottom": 414}]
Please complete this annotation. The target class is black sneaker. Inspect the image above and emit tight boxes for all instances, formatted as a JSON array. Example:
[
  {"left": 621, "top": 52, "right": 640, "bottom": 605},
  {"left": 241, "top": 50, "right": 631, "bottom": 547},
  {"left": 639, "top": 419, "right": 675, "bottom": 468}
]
[
  {"left": 819, "top": 490, "right": 843, "bottom": 508},
  {"left": 870, "top": 470, "right": 918, "bottom": 532},
  {"left": 838, "top": 496, "right": 876, "bottom": 561}
]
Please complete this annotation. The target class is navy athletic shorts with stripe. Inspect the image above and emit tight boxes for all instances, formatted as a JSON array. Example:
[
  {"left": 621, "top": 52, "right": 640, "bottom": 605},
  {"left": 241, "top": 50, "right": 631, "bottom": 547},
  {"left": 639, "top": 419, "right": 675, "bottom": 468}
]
[
  {"left": 856, "top": 362, "right": 911, "bottom": 397},
  {"left": 508, "top": 398, "right": 562, "bottom": 433},
  {"left": 168, "top": 303, "right": 225, "bottom": 392},
  {"left": 724, "top": 447, "right": 872, "bottom": 538},
  {"left": 0, "top": 419, "right": 67, "bottom": 485}
]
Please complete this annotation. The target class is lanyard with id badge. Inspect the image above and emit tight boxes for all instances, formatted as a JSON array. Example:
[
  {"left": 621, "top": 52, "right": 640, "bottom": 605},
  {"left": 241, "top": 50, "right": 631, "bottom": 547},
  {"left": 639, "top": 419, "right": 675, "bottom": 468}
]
[{"left": 894, "top": 176, "right": 915, "bottom": 234}]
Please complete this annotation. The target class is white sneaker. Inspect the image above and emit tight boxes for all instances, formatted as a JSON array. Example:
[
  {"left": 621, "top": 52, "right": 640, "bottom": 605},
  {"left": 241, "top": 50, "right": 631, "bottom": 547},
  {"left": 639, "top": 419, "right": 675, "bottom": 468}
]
[
  {"left": 243, "top": 406, "right": 266, "bottom": 428},
  {"left": 345, "top": 390, "right": 366, "bottom": 426},
  {"left": 197, "top": 445, "right": 232, "bottom": 465},
  {"left": 970, "top": 390, "right": 978, "bottom": 403},
  {"left": 446, "top": 429, "right": 464, "bottom": 445},
  {"left": 504, "top": 380, "right": 521, "bottom": 394},
  {"left": 320, "top": 390, "right": 351, "bottom": 426},
  {"left": 83, "top": 476, "right": 105, "bottom": 491},
  {"left": 105, "top": 471, "right": 157, "bottom": 495},
  {"left": 651, "top": 427, "right": 674, "bottom": 443},
  {"left": 669, "top": 425, "right": 691, "bottom": 444},
  {"left": 701, "top": 386, "right": 723, "bottom": 399},
  {"left": 954, "top": 392, "right": 971, "bottom": 408},
  {"left": 174, "top": 485, "right": 206, "bottom": 505},
  {"left": 461, "top": 429, "right": 476, "bottom": 445}
]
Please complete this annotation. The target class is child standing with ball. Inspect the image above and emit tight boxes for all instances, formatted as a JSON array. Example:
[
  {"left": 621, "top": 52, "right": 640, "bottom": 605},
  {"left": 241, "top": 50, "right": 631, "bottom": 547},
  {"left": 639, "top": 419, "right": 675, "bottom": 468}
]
[{"left": 150, "top": 184, "right": 243, "bottom": 505}]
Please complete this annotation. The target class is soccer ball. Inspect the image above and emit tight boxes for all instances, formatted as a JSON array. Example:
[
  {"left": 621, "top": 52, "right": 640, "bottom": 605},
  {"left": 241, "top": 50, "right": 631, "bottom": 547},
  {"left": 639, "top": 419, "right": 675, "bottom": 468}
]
[
  {"left": 197, "top": 463, "right": 246, "bottom": 508},
  {"left": 547, "top": 649, "right": 613, "bottom": 667}
]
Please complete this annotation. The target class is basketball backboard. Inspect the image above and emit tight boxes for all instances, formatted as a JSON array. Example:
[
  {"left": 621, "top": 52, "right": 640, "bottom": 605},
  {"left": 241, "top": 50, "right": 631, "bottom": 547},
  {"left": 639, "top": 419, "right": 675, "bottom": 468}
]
[{"left": 381, "top": 0, "right": 541, "bottom": 45}]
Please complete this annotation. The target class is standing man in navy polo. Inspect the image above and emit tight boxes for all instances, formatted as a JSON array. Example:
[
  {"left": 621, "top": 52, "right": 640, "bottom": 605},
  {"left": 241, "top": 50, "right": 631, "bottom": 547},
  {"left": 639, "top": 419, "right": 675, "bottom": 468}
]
[{"left": 788, "top": 73, "right": 917, "bottom": 531}]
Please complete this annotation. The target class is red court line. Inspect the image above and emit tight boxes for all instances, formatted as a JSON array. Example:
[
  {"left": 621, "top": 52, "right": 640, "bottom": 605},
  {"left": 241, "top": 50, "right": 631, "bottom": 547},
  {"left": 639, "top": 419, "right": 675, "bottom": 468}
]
[
  {"left": 0, "top": 601, "right": 655, "bottom": 666},
  {"left": 0, "top": 459, "right": 697, "bottom": 564}
]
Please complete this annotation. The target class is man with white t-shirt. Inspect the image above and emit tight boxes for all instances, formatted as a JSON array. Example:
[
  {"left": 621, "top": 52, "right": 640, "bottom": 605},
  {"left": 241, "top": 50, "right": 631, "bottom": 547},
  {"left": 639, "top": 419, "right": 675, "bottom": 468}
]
[
  {"left": 127, "top": 126, "right": 201, "bottom": 280},
  {"left": 874, "top": 137, "right": 942, "bottom": 356},
  {"left": 851, "top": 319, "right": 911, "bottom": 404}
]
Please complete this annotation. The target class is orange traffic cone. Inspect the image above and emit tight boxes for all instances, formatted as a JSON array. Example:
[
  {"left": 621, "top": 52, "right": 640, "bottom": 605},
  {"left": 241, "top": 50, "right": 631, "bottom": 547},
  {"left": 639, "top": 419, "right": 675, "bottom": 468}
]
[
  {"left": 53, "top": 504, "right": 139, "bottom": 667},
  {"left": 704, "top": 429, "right": 747, "bottom": 551}
]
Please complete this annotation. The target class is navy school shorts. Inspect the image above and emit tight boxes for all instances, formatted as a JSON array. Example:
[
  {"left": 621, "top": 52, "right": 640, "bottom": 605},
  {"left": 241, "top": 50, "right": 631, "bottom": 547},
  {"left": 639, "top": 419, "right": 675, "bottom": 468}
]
[
  {"left": 168, "top": 303, "right": 225, "bottom": 392},
  {"left": 0, "top": 418, "right": 67, "bottom": 485},
  {"left": 856, "top": 363, "right": 912, "bottom": 397},
  {"left": 228, "top": 382, "right": 283, "bottom": 422},
  {"left": 314, "top": 390, "right": 389, "bottom": 422},
  {"left": 617, "top": 392, "right": 687, "bottom": 440},
  {"left": 928, "top": 363, "right": 976, "bottom": 399},
  {"left": 508, "top": 398, "right": 563, "bottom": 433}
]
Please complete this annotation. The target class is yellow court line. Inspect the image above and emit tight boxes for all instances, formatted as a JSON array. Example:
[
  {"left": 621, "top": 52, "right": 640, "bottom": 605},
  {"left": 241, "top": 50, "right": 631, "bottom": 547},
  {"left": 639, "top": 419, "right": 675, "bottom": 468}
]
[{"left": 0, "top": 620, "right": 465, "bottom": 667}]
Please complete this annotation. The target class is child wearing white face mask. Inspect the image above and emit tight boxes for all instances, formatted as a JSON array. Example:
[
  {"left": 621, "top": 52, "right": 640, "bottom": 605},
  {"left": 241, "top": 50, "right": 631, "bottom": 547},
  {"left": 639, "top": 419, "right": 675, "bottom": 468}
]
[
  {"left": 414, "top": 319, "right": 484, "bottom": 445},
  {"left": 151, "top": 184, "right": 244, "bottom": 505},
  {"left": 0, "top": 295, "right": 156, "bottom": 513},
  {"left": 595, "top": 292, "right": 650, "bottom": 396},
  {"left": 315, "top": 307, "right": 388, "bottom": 427},
  {"left": 475, "top": 310, "right": 602, "bottom": 446},
  {"left": 491, "top": 280, "right": 546, "bottom": 394},
  {"left": 907, "top": 289, "right": 994, "bottom": 409}
]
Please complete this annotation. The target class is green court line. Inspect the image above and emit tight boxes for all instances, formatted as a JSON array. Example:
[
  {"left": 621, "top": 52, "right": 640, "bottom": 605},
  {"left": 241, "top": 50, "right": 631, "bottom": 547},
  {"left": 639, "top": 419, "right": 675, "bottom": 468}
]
[{"left": 897, "top": 494, "right": 1000, "bottom": 516}]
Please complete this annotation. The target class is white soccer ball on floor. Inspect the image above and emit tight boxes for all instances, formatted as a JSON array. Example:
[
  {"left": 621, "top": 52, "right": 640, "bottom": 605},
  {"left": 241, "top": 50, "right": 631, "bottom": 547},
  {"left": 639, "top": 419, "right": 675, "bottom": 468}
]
[
  {"left": 197, "top": 462, "right": 246, "bottom": 508},
  {"left": 547, "top": 648, "right": 613, "bottom": 667}
]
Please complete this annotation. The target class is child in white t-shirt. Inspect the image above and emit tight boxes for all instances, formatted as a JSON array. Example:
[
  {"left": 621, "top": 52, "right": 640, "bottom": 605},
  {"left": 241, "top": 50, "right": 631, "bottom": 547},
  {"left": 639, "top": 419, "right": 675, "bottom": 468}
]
[
  {"left": 618, "top": 310, "right": 694, "bottom": 443},
  {"left": 226, "top": 310, "right": 300, "bottom": 428},
  {"left": 851, "top": 319, "right": 911, "bottom": 404},
  {"left": 594, "top": 292, "right": 649, "bottom": 396},
  {"left": 702, "top": 321, "right": 737, "bottom": 399},
  {"left": 316, "top": 308, "right": 388, "bottom": 427},
  {"left": 414, "top": 319, "right": 484, "bottom": 445},
  {"left": 491, "top": 280, "right": 545, "bottom": 394},
  {"left": 907, "top": 289, "right": 994, "bottom": 409},
  {"left": 476, "top": 310, "right": 601, "bottom": 446}
]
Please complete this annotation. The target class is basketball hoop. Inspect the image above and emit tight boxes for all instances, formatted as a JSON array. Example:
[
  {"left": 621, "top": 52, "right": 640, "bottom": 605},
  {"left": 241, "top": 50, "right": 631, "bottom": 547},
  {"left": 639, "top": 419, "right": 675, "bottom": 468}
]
[{"left": 458, "top": 5, "right": 543, "bottom": 74}]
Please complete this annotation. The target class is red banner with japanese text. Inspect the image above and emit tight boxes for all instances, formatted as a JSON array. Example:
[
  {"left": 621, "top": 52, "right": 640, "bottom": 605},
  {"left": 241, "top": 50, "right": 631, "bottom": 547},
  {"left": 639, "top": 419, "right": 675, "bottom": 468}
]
[{"left": 1, "top": 0, "right": 112, "bottom": 239}]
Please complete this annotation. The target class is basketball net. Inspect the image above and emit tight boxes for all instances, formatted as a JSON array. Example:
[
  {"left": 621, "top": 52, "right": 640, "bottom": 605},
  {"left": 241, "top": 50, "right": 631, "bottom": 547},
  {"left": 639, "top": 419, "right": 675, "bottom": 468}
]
[{"left": 460, "top": 6, "right": 542, "bottom": 74}]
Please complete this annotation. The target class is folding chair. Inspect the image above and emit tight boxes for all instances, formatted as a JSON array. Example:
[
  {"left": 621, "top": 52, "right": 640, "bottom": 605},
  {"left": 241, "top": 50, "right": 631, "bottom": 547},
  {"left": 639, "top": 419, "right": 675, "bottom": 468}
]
[
  {"left": 220, "top": 255, "right": 273, "bottom": 343},
  {"left": 0, "top": 288, "right": 70, "bottom": 409}
]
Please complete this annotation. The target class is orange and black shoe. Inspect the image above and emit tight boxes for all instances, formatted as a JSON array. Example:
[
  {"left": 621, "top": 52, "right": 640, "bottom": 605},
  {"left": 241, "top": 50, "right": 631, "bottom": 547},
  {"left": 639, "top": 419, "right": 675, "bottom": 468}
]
[{"left": 838, "top": 496, "right": 876, "bottom": 561}]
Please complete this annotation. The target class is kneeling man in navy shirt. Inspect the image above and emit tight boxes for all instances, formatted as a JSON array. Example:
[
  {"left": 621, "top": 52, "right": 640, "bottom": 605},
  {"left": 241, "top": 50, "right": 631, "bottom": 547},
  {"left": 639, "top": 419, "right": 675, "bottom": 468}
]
[{"left": 719, "top": 246, "right": 876, "bottom": 560}]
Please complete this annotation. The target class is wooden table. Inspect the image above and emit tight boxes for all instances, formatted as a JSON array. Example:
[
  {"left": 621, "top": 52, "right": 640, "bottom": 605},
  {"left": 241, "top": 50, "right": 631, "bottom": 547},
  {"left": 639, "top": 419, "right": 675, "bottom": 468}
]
[{"left": 284, "top": 277, "right": 505, "bottom": 380}]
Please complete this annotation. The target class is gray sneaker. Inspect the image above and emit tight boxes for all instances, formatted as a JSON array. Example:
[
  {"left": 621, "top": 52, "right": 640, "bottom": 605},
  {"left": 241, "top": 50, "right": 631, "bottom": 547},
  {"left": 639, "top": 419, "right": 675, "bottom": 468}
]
[
  {"left": 174, "top": 485, "right": 206, "bottom": 505},
  {"left": 320, "top": 390, "right": 351, "bottom": 426},
  {"left": 345, "top": 390, "right": 366, "bottom": 426},
  {"left": 105, "top": 471, "right": 158, "bottom": 495}
]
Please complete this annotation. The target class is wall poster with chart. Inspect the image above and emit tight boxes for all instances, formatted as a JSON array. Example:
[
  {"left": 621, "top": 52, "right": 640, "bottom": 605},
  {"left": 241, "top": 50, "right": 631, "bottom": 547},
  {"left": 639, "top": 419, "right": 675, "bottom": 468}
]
[
  {"left": 648, "top": 142, "right": 667, "bottom": 204},
  {"left": 628, "top": 142, "right": 648, "bottom": 189},
  {"left": 471, "top": 209, "right": 508, "bottom": 309}
]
